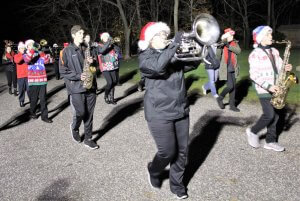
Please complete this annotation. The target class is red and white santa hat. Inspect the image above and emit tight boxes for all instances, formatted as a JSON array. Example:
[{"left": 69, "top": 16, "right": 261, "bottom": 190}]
[
  {"left": 25, "top": 39, "right": 35, "bottom": 49},
  {"left": 252, "top": 25, "right": 272, "bottom": 48},
  {"left": 221, "top": 28, "right": 235, "bottom": 41},
  {"left": 138, "top": 22, "right": 170, "bottom": 50},
  {"left": 18, "top": 41, "right": 25, "bottom": 50}
]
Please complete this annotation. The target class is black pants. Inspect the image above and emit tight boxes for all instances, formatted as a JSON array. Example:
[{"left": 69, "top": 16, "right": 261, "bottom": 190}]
[
  {"left": 18, "top": 78, "right": 29, "bottom": 103},
  {"left": 70, "top": 91, "right": 96, "bottom": 140},
  {"left": 219, "top": 71, "right": 236, "bottom": 106},
  {"left": 54, "top": 61, "right": 60, "bottom": 79},
  {"left": 103, "top": 70, "right": 117, "bottom": 96},
  {"left": 29, "top": 85, "right": 48, "bottom": 119},
  {"left": 251, "top": 98, "right": 279, "bottom": 143},
  {"left": 147, "top": 116, "right": 189, "bottom": 195},
  {"left": 6, "top": 70, "right": 17, "bottom": 89}
]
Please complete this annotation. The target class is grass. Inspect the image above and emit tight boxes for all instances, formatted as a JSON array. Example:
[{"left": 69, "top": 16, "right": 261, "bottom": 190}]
[{"left": 119, "top": 48, "right": 300, "bottom": 106}]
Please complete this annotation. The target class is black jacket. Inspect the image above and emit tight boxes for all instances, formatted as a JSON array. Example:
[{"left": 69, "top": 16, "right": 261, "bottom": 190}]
[
  {"left": 59, "top": 43, "right": 96, "bottom": 94},
  {"left": 138, "top": 42, "right": 200, "bottom": 121}
]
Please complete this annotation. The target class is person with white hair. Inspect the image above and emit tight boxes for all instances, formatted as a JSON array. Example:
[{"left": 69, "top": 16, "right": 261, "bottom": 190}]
[
  {"left": 138, "top": 21, "right": 200, "bottom": 199},
  {"left": 246, "top": 25, "right": 293, "bottom": 152},
  {"left": 14, "top": 42, "right": 29, "bottom": 107}
]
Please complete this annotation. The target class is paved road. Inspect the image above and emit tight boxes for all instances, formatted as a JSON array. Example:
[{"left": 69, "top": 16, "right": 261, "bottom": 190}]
[{"left": 0, "top": 65, "right": 299, "bottom": 201}]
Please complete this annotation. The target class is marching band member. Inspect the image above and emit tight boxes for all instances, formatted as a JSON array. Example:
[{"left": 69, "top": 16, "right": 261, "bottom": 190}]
[
  {"left": 23, "top": 39, "right": 52, "bottom": 123},
  {"left": 2, "top": 44, "right": 17, "bottom": 96},
  {"left": 95, "top": 32, "right": 119, "bottom": 105},
  {"left": 216, "top": 28, "right": 241, "bottom": 112},
  {"left": 59, "top": 25, "right": 99, "bottom": 150},
  {"left": 14, "top": 42, "right": 29, "bottom": 107},
  {"left": 246, "top": 26, "right": 293, "bottom": 152},
  {"left": 138, "top": 22, "right": 200, "bottom": 199}
]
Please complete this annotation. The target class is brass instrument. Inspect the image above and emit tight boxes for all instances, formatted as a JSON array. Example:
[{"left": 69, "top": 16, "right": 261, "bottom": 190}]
[
  {"left": 40, "top": 39, "right": 48, "bottom": 47},
  {"left": 82, "top": 43, "right": 96, "bottom": 89},
  {"left": 171, "top": 13, "right": 220, "bottom": 62},
  {"left": 113, "top": 37, "right": 121, "bottom": 43},
  {"left": 270, "top": 40, "right": 298, "bottom": 109}
]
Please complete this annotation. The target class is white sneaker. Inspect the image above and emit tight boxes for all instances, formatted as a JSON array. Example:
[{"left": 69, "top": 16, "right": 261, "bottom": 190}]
[
  {"left": 213, "top": 94, "right": 219, "bottom": 98},
  {"left": 246, "top": 128, "right": 260, "bottom": 148},
  {"left": 263, "top": 142, "right": 285, "bottom": 152},
  {"left": 202, "top": 85, "right": 207, "bottom": 95}
]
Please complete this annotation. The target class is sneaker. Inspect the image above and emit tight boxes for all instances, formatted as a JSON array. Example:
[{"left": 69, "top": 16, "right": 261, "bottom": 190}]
[
  {"left": 70, "top": 124, "right": 81, "bottom": 143},
  {"left": 147, "top": 162, "right": 162, "bottom": 189},
  {"left": 246, "top": 128, "right": 260, "bottom": 148},
  {"left": 216, "top": 97, "right": 225, "bottom": 109},
  {"left": 202, "top": 85, "right": 207, "bottom": 95},
  {"left": 137, "top": 84, "right": 143, "bottom": 92},
  {"left": 213, "top": 94, "right": 219, "bottom": 98},
  {"left": 175, "top": 192, "right": 188, "bottom": 200},
  {"left": 84, "top": 139, "right": 99, "bottom": 150},
  {"left": 230, "top": 106, "right": 240, "bottom": 112},
  {"left": 263, "top": 142, "right": 285, "bottom": 152}
]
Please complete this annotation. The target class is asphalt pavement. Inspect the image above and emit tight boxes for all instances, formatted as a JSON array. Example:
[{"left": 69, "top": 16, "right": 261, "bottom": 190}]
[{"left": 0, "top": 65, "right": 299, "bottom": 201}]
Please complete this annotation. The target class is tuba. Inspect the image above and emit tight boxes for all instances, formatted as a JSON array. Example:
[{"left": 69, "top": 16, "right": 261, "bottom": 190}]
[
  {"left": 172, "top": 13, "right": 220, "bottom": 62},
  {"left": 270, "top": 40, "right": 298, "bottom": 109}
]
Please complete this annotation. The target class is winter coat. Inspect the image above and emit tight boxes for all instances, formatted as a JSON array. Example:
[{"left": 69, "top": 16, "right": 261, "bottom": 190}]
[
  {"left": 96, "top": 42, "right": 119, "bottom": 72},
  {"left": 249, "top": 47, "right": 282, "bottom": 98},
  {"left": 2, "top": 52, "right": 15, "bottom": 72},
  {"left": 138, "top": 42, "right": 200, "bottom": 121},
  {"left": 14, "top": 53, "right": 28, "bottom": 78},
  {"left": 59, "top": 43, "right": 97, "bottom": 95},
  {"left": 204, "top": 46, "right": 220, "bottom": 70},
  {"left": 216, "top": 41, "right": 241, "bottom": 80}
]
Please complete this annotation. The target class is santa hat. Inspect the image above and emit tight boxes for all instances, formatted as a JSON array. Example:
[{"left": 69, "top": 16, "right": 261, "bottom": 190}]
[
  {"left": 138, "top": 22, "right": 170, "bottom": 51},
  {"left": 25, "top": 39, "right": 35, "bottom": 48},
  {"left": 18, "top": 42, "right": 25, "bottom": 50},
  {"left": 100, "top": 32, "right": 110, "bottom": 41},
  {"left": 221, "top": 28, "right": 235, "bottom": 41},
  {"left": 252, "top": 25, "right": 272, "bottom": 48}
]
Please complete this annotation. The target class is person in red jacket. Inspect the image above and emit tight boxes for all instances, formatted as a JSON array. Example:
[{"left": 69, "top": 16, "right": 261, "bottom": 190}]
[
  {"left": 2, "top": 45, "right": 17, "bottom": 95},
  {"left": 14, "top": 42, "right": 29, "bottom": 107}
]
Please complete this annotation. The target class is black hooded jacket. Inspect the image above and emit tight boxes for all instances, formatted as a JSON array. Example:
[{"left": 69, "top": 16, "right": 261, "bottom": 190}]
[{"left": 138, "top": 42, "right": 200, "bottom": 121}]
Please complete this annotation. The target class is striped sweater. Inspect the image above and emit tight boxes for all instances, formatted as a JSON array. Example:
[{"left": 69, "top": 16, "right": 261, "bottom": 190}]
[
  {"left": 248, "top": 47, "right": 283, "bottom": 98},
  {"left": 23, "top": 51, "right": 49, "bottom": 86}
]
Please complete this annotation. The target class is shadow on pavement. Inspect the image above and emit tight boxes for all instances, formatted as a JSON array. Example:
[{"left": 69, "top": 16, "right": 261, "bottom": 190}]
[
  {"left": 235, "top": 77, "right": 252, "bottom": 106},
  {"left": 118, "top": 69, "right": 138, "bottom": 84},
  {"left": 183, "top": 110, "right": 256, "bottom": 187},
  {"left": 277, "top": 105, "right": 299, "bottom": 136},
  {"left": 36, "top": 178, "right": 75, "bottom": 201},
  {"left": 115, "top": 84, "right": 139, "bottom": 102},
  {"left": 47, "top": 83, "right": 66, "bottom": 99},
  {"left": 0, "top": 109, "right": 32, "bottom": 131},
  {"left": 92, "top": 97, "right": 143, "bottom": 141},
  {"left": 187, "top": 89, "right": 201, "bottom": 106},
  {"left": 48, "top": 98, "right": 70, "bottom": 119}
]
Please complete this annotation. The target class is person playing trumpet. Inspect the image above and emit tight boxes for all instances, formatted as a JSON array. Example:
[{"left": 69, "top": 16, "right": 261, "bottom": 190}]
[{"left": 138, "top": 22, "right": 200, "bottom": 199}]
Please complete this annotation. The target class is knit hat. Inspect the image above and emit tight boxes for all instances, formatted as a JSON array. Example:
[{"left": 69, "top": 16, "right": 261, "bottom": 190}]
[
  {"left": 100, "top": 32, "right": 110, "bottom": 41},
  {"left": 63, "top": 43, "right": 69, "bottom": 48},
  {"left": 18, "top": 41, "right": 25, "bottom": 50},
  {"left": 252, "top": 25, "right": 272, "bottom": 48},
  {"left": 138, "top": 22, "right": 170, "bottom": 50},
  {"left": 53, "top": 43, "right": 58, "bottom": 48},
  {"left": 221, "top": 28, "right": 235, "bottom": 41},
  {"left": 25, "top": 39, "right": 35, "bottom": 49}
]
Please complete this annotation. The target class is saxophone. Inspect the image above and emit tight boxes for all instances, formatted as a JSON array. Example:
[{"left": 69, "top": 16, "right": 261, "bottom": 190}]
[
  {"left": 270, "top": 40, "right": 298, "bottom": 109},
  {"left": 82, "top": 43, "right": 96, "bottom": 89}
]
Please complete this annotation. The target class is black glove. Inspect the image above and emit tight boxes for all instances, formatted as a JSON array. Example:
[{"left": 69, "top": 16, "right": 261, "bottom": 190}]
[{"left": 174, "top": 31, "right": 183, "bottom": 44}]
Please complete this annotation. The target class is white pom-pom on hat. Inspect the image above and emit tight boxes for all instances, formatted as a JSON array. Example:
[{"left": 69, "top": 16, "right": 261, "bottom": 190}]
[{"left": 25, "top": 39, "right": 35, "bottom": 49}]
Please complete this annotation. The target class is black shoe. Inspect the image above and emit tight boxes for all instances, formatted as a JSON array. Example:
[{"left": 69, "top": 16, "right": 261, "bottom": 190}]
[
  {"left": 216, "top": 97, "right": 225, "bottom": 109},
  {"left": 104, "top": 96, "right": 111, "bottom": 104},
  {"left": 147, "top": 162, "right": 162, "bottom": 189},
  {"left": 230, "top": 106, "right": 240, "bottom": 112},
  {"left": 84, "top": 139, "right": 99, "bottom": 150},
  {"left": 116, "top": 83, "right": 122, "bottom": 86},
  {"left": 42, "top": 118, "right": 53, "bottom": 123},
  {"left": 20, "top": 102, "right": 25, "bottom": 107},
  {"left": 70, "top": 124, "right": 81, "bottom": 143},
  {"left": 110, "top": 99, "right": 117, "bottom": 105},
  {"left": 30, "top": 114, "right": 38, "bottom": 119},
  {"left": 175, "top": 192, "right": 188, "bottom": 200},
  {"left": 8, "top": 88, "right": 12, "bottom": 95},
  {"left": 137, "top": 84, "right": 143, "bottom": 92},
  {"left": 13, "top": 89, "right": 18, "bottom": 96}
]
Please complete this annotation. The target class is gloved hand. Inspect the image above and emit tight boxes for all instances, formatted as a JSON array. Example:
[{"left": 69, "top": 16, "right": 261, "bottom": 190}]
[{"left": 174, "top": 31, "right": 183, "bottom": 44}]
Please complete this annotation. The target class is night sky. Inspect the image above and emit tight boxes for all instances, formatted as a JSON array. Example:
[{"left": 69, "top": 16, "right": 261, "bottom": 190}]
[{"left": 1, "top": 0, "right": 300, "bottom": 45}]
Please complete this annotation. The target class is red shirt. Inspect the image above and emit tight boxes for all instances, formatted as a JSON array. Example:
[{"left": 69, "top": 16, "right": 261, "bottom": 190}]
[{"left": 14, "top": 53, "right": 28, "bottom": 78}]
